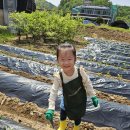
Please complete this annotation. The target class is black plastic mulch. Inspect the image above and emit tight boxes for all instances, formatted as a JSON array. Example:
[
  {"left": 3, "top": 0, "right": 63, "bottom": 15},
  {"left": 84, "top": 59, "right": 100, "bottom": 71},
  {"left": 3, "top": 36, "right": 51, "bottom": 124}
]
[{"left": 0, "top": 71, "right": 130, "bottom": 130}]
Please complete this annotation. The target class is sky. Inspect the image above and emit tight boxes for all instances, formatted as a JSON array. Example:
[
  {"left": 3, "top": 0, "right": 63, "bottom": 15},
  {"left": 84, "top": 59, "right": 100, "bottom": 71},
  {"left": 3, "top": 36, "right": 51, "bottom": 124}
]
[
  {"left": 110, "top": 0, "right": 130, "bottom": 6},
  {"left": 46, "top": 0, "right": 60, "bottom": 6},
  {"left": 46, "top": 0, "right": 130, "bottom": 7}
]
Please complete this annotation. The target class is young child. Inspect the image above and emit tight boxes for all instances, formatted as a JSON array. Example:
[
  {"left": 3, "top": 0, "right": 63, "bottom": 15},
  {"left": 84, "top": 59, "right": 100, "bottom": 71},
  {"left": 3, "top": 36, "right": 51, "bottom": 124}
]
[{"left": 45, "top": 43, "right": 98, "bottom": 130}]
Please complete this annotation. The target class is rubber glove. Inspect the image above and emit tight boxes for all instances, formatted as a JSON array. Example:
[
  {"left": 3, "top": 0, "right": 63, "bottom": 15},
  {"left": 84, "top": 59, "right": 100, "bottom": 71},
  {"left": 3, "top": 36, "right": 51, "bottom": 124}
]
[
  {"left": 91, "top": 96, "right": 98, "bottom": 107},
  {"left": 45, "top": 109, "right": 54, "bottom": 121}
]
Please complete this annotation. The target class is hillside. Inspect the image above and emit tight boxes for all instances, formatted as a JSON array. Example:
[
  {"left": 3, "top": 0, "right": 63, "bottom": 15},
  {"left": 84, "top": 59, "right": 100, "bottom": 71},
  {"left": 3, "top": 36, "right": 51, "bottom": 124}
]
[
  {"left": 78, "top": 25, "right": 130, "bottom": 44},
  {"left": 35, "top": 0, "right": 56, "bottom": 10}
]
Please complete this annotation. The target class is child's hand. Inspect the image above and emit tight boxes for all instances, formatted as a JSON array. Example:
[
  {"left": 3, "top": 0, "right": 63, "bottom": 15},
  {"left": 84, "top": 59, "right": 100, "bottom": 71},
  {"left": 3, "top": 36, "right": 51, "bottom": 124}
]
[
  {"left": 91, "top": 96, "right": 98, "bottom": 107},
  {"left": 45, "top": 109, "right": 54, "bottom": 121}
]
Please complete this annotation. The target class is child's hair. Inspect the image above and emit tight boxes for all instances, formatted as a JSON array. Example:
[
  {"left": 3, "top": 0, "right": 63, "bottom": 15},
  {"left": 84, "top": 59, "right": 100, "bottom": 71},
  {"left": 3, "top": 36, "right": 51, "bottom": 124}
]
[{"left": 56, "top": 43, "right": 76, "bottom": 61}]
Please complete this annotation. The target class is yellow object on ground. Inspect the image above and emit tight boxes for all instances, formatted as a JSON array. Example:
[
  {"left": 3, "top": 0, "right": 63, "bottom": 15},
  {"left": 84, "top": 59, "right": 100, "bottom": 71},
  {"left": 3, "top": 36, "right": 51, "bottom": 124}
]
[
  {"left": 73, "top": 125, "right": 79, "bottom": 130},
  {"left": 58, "top": 120, "right": 67, "bottom": 130}
]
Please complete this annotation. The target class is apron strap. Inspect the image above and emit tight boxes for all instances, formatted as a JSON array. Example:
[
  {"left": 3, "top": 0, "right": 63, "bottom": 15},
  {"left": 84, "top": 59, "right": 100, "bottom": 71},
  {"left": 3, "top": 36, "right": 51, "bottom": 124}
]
[
  {"left": 77, "top": 68, "right": 84, "bottom": 88},
  {"left": 77, "top": 68, "right": 82, "bottom": 79},
  {"left": 59, "top": 68, "right": 82, "bottom": 87},
  {"left": 59, "top": 71, "right": 64, "bottom": 87}
]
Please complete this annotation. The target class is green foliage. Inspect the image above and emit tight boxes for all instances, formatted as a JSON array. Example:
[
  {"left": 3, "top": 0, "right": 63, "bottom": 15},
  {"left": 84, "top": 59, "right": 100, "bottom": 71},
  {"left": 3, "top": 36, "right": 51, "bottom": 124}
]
[
  {"left": 91, "top": 0, "right": 112, "bottom": 7},
  {"left": 59, "top": 0, "right": 112, "bottom": 14},
  {"left": 116, "top": 6, "right": 130, "bottom": 23},
  {"left": 83, "top": 23, "right": 130, "bottom": 33},
  {"left": 35, "top": 0, "right": 56, "bottom": 10},
  {"left": 59, "top": 0, "right": 84, "bottom": 15},
  {"left": 48, "top": 13, "right": 79, "bottom": 43},
  {"left": 9, "top": 11, "right": 81, "bottom": 43},
  {"left": 0, "top": 25, "right": 14, "bottom": 42},
  {"left": 57, "top": 0, "right": 129, "bottom": 25},
  {"left": 0, "top": 25, "right": 8, "bottom": 34},
  {"left": 84, "top": 23, "right": 96, "bottom": 27},
  {"left": 0, "top": 115, "right": 4, "bottom": 119},
  {"left": 3, "top": 126, "right": 14, "bottom": 130},
  {"left": 95, "top": 17, "right": 105, "bottom": 25},
  {"left": 99, "top": 24, "right": 130, "bottom": 32}
]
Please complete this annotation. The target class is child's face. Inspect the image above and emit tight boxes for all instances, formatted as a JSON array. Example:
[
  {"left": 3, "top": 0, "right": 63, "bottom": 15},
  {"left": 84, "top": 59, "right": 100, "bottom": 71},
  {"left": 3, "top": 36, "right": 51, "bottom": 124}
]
[{"left": 57, "top": 48, "right": 75, "bottom": 76}]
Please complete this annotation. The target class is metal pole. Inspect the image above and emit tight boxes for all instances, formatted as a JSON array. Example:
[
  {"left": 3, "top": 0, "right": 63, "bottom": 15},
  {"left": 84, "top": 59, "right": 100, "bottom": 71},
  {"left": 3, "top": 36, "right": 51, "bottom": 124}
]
[
  {"left": 3, "top": 0, "right": 17, "bottom": 25},
  {"left": 3, "top": 0, "right": 8, "bottom": 25}
]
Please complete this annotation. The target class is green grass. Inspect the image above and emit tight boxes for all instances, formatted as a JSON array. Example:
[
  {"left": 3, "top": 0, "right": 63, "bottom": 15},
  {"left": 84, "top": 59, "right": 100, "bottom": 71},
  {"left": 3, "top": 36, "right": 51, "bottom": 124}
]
[
  {"left": 84, "top": 23, "right": 96, "bottom": 28},
  {"left": 0, "top": 115, "right": 4, "bottom": 119},
  {"left": 84, "top": 23, "right": 130, "bottom": 33},
  {"left": 99, "top": 24, "right": 130, "bottom": 33},
  {"left": 0, "top": 25, "right": 15, "bottom": 43}
]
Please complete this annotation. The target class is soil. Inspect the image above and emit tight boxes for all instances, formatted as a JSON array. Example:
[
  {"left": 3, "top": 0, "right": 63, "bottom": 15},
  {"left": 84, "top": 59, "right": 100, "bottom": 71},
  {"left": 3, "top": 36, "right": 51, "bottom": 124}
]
[
  {"left": 80, "top": 26, "right": 130, "bottom": 44},
  {"left": 0, "top": 92, "right": 115, "bottom": 130},
  {"left": 0, "top": 26, "right": 130, "bottom": 129}
]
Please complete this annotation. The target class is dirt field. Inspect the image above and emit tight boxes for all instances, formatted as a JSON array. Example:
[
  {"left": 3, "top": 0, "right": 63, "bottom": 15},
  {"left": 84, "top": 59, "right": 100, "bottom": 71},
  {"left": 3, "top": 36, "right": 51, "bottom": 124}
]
[
  {"left": 0, "top": 92, "right": 116, "bottom": 130},
  {"left": 0, "top": 26, "right": 130, "bottom": 129}
]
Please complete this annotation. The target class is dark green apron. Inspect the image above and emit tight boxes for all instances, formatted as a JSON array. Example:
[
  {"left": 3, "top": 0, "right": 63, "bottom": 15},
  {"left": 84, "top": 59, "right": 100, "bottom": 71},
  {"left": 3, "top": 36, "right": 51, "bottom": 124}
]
[{"left": 60, "top": 68, "right": 87, "bottom": 120}]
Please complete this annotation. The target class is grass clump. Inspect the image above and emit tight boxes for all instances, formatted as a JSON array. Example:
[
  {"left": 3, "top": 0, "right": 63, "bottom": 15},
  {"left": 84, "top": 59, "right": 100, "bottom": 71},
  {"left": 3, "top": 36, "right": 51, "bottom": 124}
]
[
  {"left": 99, "top": 24, "right": 130, "bottom": 33},
  {"left": 0, "top": 25, "right": 15, "bottom": 43}
]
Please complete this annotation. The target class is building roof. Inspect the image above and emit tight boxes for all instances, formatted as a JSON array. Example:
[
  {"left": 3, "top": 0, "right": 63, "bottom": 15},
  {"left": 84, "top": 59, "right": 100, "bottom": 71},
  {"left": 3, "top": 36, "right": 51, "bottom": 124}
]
[{"left": 75, "top": 5, "right": 110, "bottom": 10}]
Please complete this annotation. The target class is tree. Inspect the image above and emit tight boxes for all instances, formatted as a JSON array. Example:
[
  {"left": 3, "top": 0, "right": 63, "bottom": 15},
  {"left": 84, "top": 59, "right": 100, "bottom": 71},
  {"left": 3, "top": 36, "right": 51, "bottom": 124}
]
[
  {"left": 35, "top": 0, "right": 56, "bottom": 10},
  {"left": 91, "top": 0, "right": 112, "bottom": 7},
  {"left": 59, "top": 0, "right": 84, "bottom": 15},
  {"left": 116, "top": 6, "right": 130, "bottom": 23}
]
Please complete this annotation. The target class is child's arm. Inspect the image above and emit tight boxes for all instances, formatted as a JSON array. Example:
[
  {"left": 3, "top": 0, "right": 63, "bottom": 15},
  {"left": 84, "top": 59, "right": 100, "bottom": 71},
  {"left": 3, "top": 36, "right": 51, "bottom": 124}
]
[
  {"left": 80, "top": 67, "right": 96, "bottom": 97},
  {"left": 48, "top": 74, "right": 61, "bottom": 110},
  {"left": 48, "top": 80, "right": 59, "bottom": 110},
  {"left": 80, "top": 67, "right": 98, "bottom": 107},
  {"left": 45, "top": 73, "right": 61, "bottom": 120}
]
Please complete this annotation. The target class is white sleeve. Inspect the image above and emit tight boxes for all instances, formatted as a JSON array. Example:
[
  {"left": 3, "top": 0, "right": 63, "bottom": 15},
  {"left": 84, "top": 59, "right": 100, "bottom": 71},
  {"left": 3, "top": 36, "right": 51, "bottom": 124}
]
[
  {"left": 80, "top": 67, "right": 96, "bottom": 97},
  {"left": 48, "top": 74, "right": 61, "bottom": 110}
]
